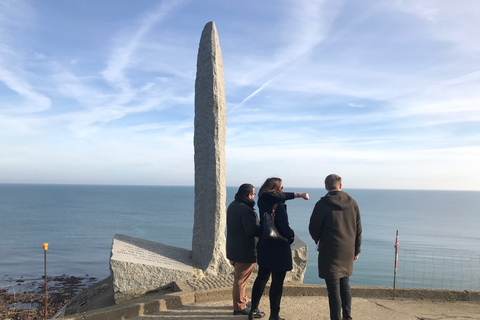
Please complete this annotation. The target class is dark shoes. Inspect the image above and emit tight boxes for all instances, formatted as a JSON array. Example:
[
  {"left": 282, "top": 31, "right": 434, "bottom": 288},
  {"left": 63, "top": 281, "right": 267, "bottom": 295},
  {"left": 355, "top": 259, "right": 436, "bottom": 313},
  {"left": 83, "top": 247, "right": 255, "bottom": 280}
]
[
  {"left": 234, "top": 307, "right": 250, "bottom": 315},
  {"left": 233, "top": 302, "right": 252, "bottom": 315},
  {"left": 268, "top": 317, "right": 285, "bottom": 320},
  {"left": 247, "top": 308, "right": 266, "bottom": 319},
  {"left": 235, "top": 307, "right": 266, "bottom": 317},
  {"left": 252, "top": 309, "right": 266, "bottom": 318}
]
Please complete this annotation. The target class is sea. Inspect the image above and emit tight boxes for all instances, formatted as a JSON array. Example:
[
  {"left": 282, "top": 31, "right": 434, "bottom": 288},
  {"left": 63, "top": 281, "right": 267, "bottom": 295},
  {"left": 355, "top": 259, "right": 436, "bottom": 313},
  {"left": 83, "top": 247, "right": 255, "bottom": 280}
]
[{"left": 1, "top": 184, "right": 479, "bottom": 292}]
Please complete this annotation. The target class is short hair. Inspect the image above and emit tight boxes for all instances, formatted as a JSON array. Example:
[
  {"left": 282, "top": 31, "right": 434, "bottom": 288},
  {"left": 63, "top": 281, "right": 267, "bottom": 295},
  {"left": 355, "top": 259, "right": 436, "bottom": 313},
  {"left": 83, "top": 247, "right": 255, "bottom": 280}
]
[
  {"left": 237, "top": 183, "right": 254, "bottom": 198},
  {"left": 325, "top": 174, "right": 342, "bottom": 191},
  {"left": 258, "top": 177, "right": 282, "bottom": 197}
]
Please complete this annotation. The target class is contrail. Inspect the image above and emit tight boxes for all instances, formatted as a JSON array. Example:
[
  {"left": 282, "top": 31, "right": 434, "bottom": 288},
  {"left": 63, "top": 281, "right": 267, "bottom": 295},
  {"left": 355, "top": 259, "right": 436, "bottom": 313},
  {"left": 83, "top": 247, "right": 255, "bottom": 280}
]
[
  {"left": 228, "top": 77, "right": 277, "bottom": 113},
  {"left": 438, "top": 69, "right": 480, "bottom": 87},
  {"left": 228, "top": 1, "right": 381, "bottom": 113}
]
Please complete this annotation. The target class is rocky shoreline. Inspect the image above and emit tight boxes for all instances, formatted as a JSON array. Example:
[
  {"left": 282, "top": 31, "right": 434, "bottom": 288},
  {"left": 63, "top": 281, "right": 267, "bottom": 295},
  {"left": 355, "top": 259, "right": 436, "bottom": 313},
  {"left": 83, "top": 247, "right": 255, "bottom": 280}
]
[{"left": 1, "top": 275, "right": 97, "bottom": 320}]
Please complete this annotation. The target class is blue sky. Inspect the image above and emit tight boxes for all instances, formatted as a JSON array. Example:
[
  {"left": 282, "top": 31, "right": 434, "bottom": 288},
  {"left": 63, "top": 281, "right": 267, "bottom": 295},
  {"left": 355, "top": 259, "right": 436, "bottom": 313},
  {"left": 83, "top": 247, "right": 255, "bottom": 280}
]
[{"left": 1, "top": 0, "right": 479, "bottom": 190}]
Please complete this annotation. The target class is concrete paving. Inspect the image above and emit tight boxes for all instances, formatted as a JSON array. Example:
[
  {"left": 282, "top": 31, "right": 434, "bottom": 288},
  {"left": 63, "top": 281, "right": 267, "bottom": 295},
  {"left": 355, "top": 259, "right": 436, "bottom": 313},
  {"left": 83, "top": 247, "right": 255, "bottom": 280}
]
[
  {"left": 57, "top": 276, "right": 480, "bottom": 320},
  {"left": 129, "top": 296, "right": 480, "bottom": 320}
]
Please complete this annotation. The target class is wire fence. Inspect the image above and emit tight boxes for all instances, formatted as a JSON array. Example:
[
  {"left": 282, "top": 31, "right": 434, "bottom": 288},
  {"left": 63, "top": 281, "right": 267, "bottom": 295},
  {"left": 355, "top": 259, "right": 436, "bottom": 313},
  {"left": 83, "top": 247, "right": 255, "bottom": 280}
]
[{"left": 396, "top": 249, "right": 480, "bottom": 290}]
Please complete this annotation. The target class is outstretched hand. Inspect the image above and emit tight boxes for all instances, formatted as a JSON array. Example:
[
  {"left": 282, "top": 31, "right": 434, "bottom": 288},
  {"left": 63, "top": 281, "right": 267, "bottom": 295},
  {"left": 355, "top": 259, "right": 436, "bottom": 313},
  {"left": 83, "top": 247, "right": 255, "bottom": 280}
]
[{"left": 295, "top": 192, "right": 310, "bottom": 200}]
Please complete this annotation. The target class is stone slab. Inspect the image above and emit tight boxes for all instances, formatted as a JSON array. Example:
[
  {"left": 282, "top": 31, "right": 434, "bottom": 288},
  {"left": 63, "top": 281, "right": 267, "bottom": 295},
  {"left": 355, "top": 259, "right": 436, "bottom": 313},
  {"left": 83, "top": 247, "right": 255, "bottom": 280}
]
[
  {"left": 111, "top": 234, "right": 192, "bottom": 271},
  {"left": 110, "top": 234, "right": 194, "bottom": 303}
]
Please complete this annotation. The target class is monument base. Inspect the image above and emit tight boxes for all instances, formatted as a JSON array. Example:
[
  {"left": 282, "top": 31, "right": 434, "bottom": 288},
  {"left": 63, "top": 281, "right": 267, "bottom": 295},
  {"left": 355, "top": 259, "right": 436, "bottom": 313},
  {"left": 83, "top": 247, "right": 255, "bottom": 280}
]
[
  {"left": 287, "top": 235, "right": 308, "bottom": 283},
  {"left": 110, "top": 234, "right": 200, "bottom": 303},
  {"left": 109, "top": 233, "right": 307, "bottom": 303}
]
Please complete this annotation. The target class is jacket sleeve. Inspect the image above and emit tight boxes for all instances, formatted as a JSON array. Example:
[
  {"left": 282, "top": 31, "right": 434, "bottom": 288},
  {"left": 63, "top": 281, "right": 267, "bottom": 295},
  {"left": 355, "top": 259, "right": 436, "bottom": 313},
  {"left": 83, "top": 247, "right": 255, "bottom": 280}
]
[
  {"left": 241, "top": 206, "right": 260, "bottom": 238},
  {"left": 308, "top": 201, "right": 324, "bottom": 243},
  {"left": 282, "top": 192, "right": 295, "bottom": 201},
  {"left": 265, "top": 191, "right": 293, "bottom": 203}
]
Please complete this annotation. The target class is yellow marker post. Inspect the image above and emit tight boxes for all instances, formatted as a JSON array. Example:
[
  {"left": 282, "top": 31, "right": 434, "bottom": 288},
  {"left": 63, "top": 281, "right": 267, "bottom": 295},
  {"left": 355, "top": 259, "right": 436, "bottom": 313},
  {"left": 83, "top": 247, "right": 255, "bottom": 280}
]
[{"left": 43, "top": 243, "right": 48, "bottom": 320}]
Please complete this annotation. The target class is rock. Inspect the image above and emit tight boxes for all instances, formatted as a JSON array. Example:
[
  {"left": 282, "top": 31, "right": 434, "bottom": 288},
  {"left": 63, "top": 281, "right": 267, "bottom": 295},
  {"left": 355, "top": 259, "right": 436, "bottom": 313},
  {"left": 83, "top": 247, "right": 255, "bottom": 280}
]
[
  {"left": 288, "top": 235, "right": 308, "bottom": 283},
  {"left": 109, "top": 234, "right": 194, "bottom": 303},
  {"left": 52, "top": 276, "right": 114, "bottom": 317},
  {"left": 192, "top": 21, "right": 231, "bottom": 276}
]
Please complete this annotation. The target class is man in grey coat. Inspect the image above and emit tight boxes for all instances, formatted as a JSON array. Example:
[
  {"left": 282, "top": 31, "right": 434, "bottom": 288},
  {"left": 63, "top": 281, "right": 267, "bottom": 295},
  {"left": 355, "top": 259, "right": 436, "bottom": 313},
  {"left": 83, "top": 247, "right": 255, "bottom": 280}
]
[
  {"left": 226, "top": 184, "right": 265, "bottom": 318},
  {"left": 309, "top": 174, "right": 362, "bottom": 320}
]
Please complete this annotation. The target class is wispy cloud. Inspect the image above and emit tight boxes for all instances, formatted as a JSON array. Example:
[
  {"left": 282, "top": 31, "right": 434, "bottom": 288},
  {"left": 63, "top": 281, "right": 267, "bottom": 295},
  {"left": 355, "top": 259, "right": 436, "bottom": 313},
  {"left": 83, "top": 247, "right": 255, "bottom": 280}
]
[
  {"left": 0, "top": 66, "right": 51, "bottom": 112},
  {"left": 229, "top": 0, "right": 381, "bottom": 111},
  {"left": 1, "top": 0, "right": 479, "bottom": 190},
  {"left": 0, "top": 2, "right": 50, "bottom": 114},
  {"left": 229, "top": 1, "right": 333, "bottom": 87},
  {"left": 102, "top": 0, "right": 186, "bottom": 87}
]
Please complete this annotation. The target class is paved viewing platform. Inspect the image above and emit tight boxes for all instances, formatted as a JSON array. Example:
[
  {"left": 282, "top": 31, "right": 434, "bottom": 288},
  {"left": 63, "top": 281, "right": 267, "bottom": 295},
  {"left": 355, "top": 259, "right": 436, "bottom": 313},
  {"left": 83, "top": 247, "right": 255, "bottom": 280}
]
[{"left": 58, "top": 275, "right": 480, "bottom": 320}]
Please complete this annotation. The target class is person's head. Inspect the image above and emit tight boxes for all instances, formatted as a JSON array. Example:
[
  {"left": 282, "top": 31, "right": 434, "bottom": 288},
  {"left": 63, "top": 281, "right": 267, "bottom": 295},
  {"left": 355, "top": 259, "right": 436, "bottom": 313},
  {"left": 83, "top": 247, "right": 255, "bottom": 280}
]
[
  {"left": 236, "top": 183, "right": 255, "bottom": 199},
  {"left": 325, "top": 174, "right": 342, "bottom": 192},
  {"left": 258, "top": 177, "right": 283, "bottom": 197}
]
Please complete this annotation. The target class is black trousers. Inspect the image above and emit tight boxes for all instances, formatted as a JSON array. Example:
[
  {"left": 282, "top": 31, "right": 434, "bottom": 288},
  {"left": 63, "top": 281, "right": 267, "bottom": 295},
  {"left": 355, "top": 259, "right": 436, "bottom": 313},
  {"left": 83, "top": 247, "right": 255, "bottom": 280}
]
[
  {"left": 325, "top": 276, "right": 352, "bottom": 320},
  {"left": 250, "top": 265, "right": 286, "bottom": 317}
]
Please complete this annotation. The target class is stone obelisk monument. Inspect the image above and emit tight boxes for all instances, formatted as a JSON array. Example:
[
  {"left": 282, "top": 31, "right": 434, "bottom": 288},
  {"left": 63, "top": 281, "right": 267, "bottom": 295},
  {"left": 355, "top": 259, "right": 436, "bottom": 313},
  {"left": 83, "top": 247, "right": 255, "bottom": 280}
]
[{"left": 192, "top": 21, "right": 231, "bottom": 275}]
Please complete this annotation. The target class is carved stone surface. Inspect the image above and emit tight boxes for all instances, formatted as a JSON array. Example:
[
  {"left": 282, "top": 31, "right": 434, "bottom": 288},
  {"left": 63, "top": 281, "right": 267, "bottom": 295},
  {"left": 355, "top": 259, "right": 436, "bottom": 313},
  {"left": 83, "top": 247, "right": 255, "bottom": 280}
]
[
  {"left": 192, "top": 21, "right": 231, "bottom": 275},
  {"left": 110, "top": 234, "right": 194, "bottom": 302},
  {"left": 288, "top": 235, "right": 309, "bottom": 283}
]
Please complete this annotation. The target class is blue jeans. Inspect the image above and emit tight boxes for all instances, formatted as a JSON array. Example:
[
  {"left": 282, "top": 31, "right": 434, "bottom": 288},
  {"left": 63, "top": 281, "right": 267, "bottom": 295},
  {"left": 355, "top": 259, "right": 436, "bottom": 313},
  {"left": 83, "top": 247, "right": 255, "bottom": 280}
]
[{"left": 325, "top": 277, "right": 352, "bottom": 320}]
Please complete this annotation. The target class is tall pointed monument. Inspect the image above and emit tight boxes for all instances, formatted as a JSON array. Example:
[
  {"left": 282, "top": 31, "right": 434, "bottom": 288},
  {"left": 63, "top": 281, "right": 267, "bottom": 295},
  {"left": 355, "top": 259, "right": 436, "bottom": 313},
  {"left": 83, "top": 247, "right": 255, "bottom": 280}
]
[{"left": 192, "top": 21, "right": 231, "bottom": 275}]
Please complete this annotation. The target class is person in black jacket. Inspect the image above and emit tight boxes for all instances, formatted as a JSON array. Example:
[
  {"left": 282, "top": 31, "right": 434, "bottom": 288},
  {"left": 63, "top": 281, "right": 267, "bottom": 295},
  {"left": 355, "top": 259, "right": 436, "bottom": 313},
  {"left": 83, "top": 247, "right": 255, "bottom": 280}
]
[
  {"left": 309, "top": 174, "right": 362, "bottom": 320},
  {"left": 227, "top": 184, "right": 265, "bottom": 318},
  {"left": 249, "top": 177, "right": 309, "bottom": 320}
]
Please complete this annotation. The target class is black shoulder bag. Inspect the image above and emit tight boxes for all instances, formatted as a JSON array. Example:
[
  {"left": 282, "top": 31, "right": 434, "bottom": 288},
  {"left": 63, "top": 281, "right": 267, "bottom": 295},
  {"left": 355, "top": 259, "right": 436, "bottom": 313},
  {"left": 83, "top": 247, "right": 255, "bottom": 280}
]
[{"left": 262, "top": 203, "right": 289, "bottom": 243}]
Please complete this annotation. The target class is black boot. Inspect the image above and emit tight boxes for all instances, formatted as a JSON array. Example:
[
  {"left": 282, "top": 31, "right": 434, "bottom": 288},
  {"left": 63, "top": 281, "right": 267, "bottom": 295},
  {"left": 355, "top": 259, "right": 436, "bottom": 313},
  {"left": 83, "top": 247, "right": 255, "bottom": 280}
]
[
  {"left": 268, "top": 307, "right": 284, "bottom": 320},
  {"left": 249, "top": 305, "right": 265, "bottom": 319}
]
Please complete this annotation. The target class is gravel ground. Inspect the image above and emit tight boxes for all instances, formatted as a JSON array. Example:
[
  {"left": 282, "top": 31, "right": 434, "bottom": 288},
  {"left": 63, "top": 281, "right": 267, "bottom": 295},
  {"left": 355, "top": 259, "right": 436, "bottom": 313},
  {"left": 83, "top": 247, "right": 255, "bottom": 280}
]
[{"left": 1, "top": 275, "right": 97, "bottom": 320}]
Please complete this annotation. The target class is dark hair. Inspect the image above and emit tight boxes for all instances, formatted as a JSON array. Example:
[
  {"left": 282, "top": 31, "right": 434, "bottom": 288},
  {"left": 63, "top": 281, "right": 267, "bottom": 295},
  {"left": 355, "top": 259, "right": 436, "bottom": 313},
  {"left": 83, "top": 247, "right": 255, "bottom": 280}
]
[
  {"left": 258, "top": 177, "right": 282, "bottom": 197},
  {"left": 237, "top": 183, "right": 254, "bottom": 198},
  {"left": 325, "top": 174, "right": 342, "bottom": 191}
]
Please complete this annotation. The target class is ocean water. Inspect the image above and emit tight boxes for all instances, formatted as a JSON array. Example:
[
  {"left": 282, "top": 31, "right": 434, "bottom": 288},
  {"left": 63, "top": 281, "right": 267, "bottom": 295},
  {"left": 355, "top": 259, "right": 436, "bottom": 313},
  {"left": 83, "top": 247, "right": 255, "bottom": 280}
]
[{"left": 1, "top": 184, "right": 479, "bottom": 291}]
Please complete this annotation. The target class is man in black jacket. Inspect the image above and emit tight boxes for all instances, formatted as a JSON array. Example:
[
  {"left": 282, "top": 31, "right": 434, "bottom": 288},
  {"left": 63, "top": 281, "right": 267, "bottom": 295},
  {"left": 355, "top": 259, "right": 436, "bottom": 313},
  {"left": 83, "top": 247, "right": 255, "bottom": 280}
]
[
  {"left": 227, "top": 184, "right": 265, "bottom": 318},
  {"left": 309, "top": 174, "right": 362, "bottom": 320}
]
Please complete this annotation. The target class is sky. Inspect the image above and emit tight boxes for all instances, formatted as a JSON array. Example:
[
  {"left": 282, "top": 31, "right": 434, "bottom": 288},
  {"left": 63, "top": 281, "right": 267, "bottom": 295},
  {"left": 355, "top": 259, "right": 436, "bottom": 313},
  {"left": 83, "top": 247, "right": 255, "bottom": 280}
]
[{"left": 1, "top": 0, "right": 479, "bottom": 191}]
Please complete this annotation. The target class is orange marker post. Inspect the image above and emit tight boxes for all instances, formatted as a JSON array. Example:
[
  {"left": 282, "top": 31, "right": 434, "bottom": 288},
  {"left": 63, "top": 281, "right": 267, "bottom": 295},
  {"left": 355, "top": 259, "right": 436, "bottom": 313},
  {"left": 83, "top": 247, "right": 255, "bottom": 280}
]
[{"left": 43, "top": 243, "right": 48, "bottom": 320}]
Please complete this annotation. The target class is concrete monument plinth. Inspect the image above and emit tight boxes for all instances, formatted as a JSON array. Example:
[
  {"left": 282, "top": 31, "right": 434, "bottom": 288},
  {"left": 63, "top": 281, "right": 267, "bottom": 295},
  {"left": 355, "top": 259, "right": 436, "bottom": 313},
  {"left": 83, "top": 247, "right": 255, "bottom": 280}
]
[{"left": 110, "top": 234, "right": 195, "bottom": 303}]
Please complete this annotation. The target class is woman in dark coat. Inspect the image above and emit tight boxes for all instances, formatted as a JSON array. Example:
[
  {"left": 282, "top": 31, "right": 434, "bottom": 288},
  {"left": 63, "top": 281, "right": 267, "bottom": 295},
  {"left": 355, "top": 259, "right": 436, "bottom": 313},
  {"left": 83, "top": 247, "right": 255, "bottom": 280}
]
[{"left": 249, "top": 177, "right": 309, "bottom": 320}]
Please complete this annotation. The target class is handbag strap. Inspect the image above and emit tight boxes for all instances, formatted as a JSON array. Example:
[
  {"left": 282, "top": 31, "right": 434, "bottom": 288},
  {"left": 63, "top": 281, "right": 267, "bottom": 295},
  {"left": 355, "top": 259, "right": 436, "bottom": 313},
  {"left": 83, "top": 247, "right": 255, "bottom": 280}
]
[{"left": 271, "top": 203, "right": 278, "bottom": 221}]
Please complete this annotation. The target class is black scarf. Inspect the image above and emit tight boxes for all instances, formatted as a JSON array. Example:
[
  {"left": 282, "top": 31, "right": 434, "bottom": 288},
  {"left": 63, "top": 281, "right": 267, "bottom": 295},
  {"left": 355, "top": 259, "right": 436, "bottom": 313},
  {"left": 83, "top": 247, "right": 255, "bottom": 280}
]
[{"left": 234, "top": 193, "right": 256, "bottom": 209}]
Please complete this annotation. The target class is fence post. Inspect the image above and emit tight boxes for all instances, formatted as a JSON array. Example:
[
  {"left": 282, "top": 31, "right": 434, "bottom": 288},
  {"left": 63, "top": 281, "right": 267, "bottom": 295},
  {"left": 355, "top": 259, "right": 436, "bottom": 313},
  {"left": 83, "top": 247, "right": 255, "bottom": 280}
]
[{"left": 393, "top": 230, "right": 399, "bottom": 300}]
